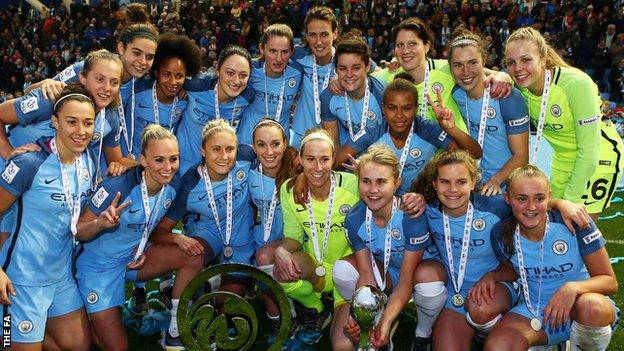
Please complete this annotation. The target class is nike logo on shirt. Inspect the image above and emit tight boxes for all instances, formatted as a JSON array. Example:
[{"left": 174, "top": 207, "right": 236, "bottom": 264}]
[{"left": 44, "top": 178, "right": 58, "bottom": 184}]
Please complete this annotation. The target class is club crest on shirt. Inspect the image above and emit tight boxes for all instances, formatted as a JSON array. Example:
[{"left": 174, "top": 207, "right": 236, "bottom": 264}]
[
  {"left": 472, "top": 218, "right": 486, "bottom": 231},
  {"left": 2, "top": 161, "right": 20, "bottom": 184},
  {"left": 164, "top": 198, "right": 172, "bottom": 209},
  {"left": 82, "top": 168, "right": 90, "bottom": 181},
  {"left": 431, "top": 82, "right": 444, "bottom": 94},
  {"left": 552, "top": 240, "right": 568, "bottom": 255},
  {"left": 289, "top": 77, "right": 297, "bottom": 88},
  {"left": 367, "top": 111, "right": 376, "bottom": 120},
  {"left": 236, "top": 170, "right": 246, "bottom": 181},
  {"left": 18, "top": 320, "right": 33, "bottom": 334},
  {"left": 550, "top": 104, "right": 562, "bottom": 118},
  {"left": 486, "top": 106, "right": 496, "bottom": 118},
  {"left": 92, "top": 133, "right": 101, "bottom": 143},
  {"left": 87, "top": 292, "right": 99, "bottom": 304},
  {"left": 92, "top": 187, "right": 110, "bottom": 208},
  {"left": 339, "top": 204, "right": 351, "bottom": 215},
  {"left": 410, "top": 148, "right": 422, "bottom": 159},
  {"left": 391, "top": 228, "right": 401, "bottom": 240},
  {"left": 233, "top": 106, "right": 243, "bottom": 115}
]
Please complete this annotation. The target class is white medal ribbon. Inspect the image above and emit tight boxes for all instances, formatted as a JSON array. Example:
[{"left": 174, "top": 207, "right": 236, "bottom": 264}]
[
  {"left": 474, "top": 84, "right": 491, "bottom": 167},
  {"left": 306, "top": 173, "right": 336, "bottom": 265},
  {"left": 515, "top": 216, "right": 548, "bottom": 325},
  {"left": 201, "top": 165, "right": 233, "bottom": 246},
  {"left": 419, "top": 64, "right": 431, "bottom": 118},
  {"left": 152, "top": 81, "right": 180, "bottom": 131},
  {"left": 343, "top": 79, "right": 370, "bottom": 142},
  {"left": 442, "top": 202, "right": 474, "bottom": 295},
  {"left": 259, "top": 164, "right": 279, "bottom": 243},
  {"left": 312, "top": 53, "right": 334, "bottom": 124},
  {"left": 133, "top": 171, "right": 166, "bottom": 262},
  {"left": 119, "top": 78, "right": 136, "bottom": 156},
  {"left": 92, "top": 109, "right": 105, "bottom": 191},
  {"left": 263, "top": 63, "right": 286, "bottom": 120},
  {"left": 365, "top": 197, "right": 398, "bottom": 291},
  {"left": 530, "top": 69, "right": 552, "bottom": 165},
  {"left": 50, "top": 137, "right": 83, "bottom": 236},
  {"left": 397, "top": 123, "right": 415, "bottom": 177},
  {"left": 214, "top": 83, "right": 239, "bottom": 127}
]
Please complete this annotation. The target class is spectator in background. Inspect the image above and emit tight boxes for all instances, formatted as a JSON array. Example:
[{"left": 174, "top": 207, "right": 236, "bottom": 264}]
[{"left": 605, "top": 24, "right": 616, "bottom": 49}]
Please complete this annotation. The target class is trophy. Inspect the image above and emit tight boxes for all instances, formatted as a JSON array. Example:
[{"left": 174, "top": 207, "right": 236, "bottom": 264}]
[{"left": 350, "top": 285, "right": 388, "bottom": 351}]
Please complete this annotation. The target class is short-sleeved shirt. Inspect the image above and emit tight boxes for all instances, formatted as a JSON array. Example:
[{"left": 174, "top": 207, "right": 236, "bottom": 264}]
[
  {"left": 491, "top": 210, "right": 605, "bottom": 313},
  {"left": 290, "top": 46, "right": 336, "bottom": 141},
  {"left": 248, "top": 166, "right": 284, "bottom": 245},
  {"left": 120, "top": 78, "right": 187, "bottom": 156},
  {"left": 166, "top": 161, "right": 254, "bottom": 247},
  {"left": 280, "top": 172, "right": 359, "bottom": 265},
  {"left": 346, "top": 200, "right": 430, "bottom": 272},
  {"left": 320, "top": 76, "right": 386, "bottom": 149},
  {"left": 177, "top": 74, "right": 255, "bottom": 174},
  {"left": 372, "top": 118, "right": 452, "bottom": 194},
  {"left": 426, "top": 193, "right": 511, "bottom": 296},
  {"left": 82, "top": 167, "right": 179, "bottom": 263},
  {"left": 0, "top": 137, "right": 95, "bottom": 285},
  {"left": 453, "top": 87, "right": 529, "bottom": 184},
  {"left": 372, "top": 58, "right": 467, "bottom": 132},
  {"left": 237, "top": 60, "right": 302, "bottom": 145}
]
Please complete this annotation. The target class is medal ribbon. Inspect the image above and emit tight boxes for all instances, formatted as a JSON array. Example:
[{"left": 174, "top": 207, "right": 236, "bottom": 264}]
[
  {"left": 343, "top": 78, "right": 370, "bottom": 142},
  {"left": 515, "top": 217, "right": 548, "bottom": 321},
  {"left": 119, "top": 78, "right": 136, "bottom": 156},
  {"left": 419, "top": 65, "right": 431, "bottom": 118},
  {"left": 442, "top": 202, "right": 474, "bottom": 295},
  {"left": 365, "top": 197, "right": 398, "bottom": 291},
  {"left": 152, "top": 81, "right": 180, "bottom": 131},
  {"left": 263, "top": 63, "right": 286, "bottom": 120},
  {"left": 259, "top": 164, "right": 279, "bottom": 243},
  {"left": 50, "top": 137, "right": 83, "bottom": 236},
  {"left": 214, "top": 83, "right": 239, "bottom": 127},
  {"left": 202, "top": 166, "right": 233, "bottom": 246},
  {"left": 306, "top": 173, "right": 336, "bottom": 265},
  {"left": 530, "top": 69, "right": 552, "bottom": 164},
  {"left": 133, "top": 171, "right": 166, "bottom": 262},
  {"left": 312, "top": 53, "right": 333, "bottom": 124}
]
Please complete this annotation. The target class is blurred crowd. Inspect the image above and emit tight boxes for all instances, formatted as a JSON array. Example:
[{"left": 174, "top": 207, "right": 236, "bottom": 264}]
[{"left": 1, "top": 0, "right": 624, "bottom": 104}]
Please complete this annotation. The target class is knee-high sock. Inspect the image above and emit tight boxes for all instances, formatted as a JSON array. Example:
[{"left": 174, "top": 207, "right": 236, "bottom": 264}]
[
  {"left": 332, "top": 259, "right": 359, "bottom": 301},
  {"left": 413, "top": 281, "right": 447, "bottom": 338},
  {"left": 168, "top": 299, "right": 180, "bottom": 337},
  {"left": 281, "top": 279, "right": 323, "bottom": 312},
  {"left": 570, "top": 321, "right": 612, "bottom": 351}
]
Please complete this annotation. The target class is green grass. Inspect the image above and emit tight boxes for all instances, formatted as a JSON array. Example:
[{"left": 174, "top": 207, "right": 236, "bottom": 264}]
[{"left": 127, "top": 191, "right": 624, "bottom": 350}]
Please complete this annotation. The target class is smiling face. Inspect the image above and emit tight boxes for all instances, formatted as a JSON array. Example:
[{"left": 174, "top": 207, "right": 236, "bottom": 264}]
[
  {"left": 383, "top": 91, "right": 417, "bottom": 135},
  {"left": 260, "top": 35, "right": 292, "bottom": 77},
  {"left": 252, "top": 125, "right": 287, "bottom": 173},
  {"left": 155, "top": 57, "right": 187, "bottom": 102},
  {"left": 359, "top": 161, "right": 400, "bottom": 213},
  {"left": 450, "top": 45, "right": 485, "bottom": 95},
  {"left": 217, "top": 54, "right": 251, "bottom": 100},
  {"left": 53, "top": 100, "right": 96, "bottom": 157},
  {"left": 336, "top": 53, "right": 370, "bottom": 95},
  {"left": 202, "top": 131, "right": 238, "bottom": 180},
  {"left": 305, "top": 19, "right": 337, "bottom": 62},
  {"left": 394, "top": 29, "right": 430, "bottom": 74},
  {"left": 79, "top": 58, "right": 121, "bottom": 110},
  {"left": 141, "top": 137, "right": 180, "bottom": 187},
  {"left": 505, "top": 176, "right": 550, "bottom": 233},
  {"left": 118, "top": 37, "right": 157, "bottom": 78},
  {"left": 301, "top": 139, "right": 334, "bottom": 190},
  {"left": 433, "top": 163, "right": 477, "bottom": 217},
  {"left": 504, "top": 39, "right": 546, "bottom": 94}
]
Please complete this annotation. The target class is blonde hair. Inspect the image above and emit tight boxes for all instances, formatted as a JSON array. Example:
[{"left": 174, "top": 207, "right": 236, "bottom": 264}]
[
  {"left": 356, "top": 144, "right": 401, "bottom": 181},
  {"left": 300, "top": 128, "right": 335, "bottom": 154},
  {"left": 201, "top": 119, "right": 237, "bottom": 146},
  {"left": 448, "top": 30, "right": 487, "bottom": 64},
  {"left": 141, "top": 124, "right": 178, "bottom": 156},
  {"left": 504, "top": 27, "right": 571, "bottom": 69},
  {"left": 411, "top": 149, "right": 481, "bottom": 202}
]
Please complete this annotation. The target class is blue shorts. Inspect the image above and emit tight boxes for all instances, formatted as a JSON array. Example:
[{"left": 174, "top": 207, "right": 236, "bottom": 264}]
[
  {"left": 4, "top": 277, "right": 83, "bottom": 343},
  {"left": 189, "top": 227, "right": 255, "bottom": 265},
  {"left": 251, "top": 225, "right": 284, "bottom": 249},
  {"left": 509, "top": 296, "right": 620, "bottom": 345},
  {"left": 74, "top": 250, "right": 129, "bottom": 314},
  {"left": 444, "top": 281, "right": 520, "bottom": 315}
]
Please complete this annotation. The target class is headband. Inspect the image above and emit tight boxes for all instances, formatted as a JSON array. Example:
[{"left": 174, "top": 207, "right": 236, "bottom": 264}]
[
  {"left": 300, "top": 131, "right": 335, "bottom": 151},
  {"left": 53, "top": 93, "right": 93, "bottom": 112},
  {"left": 450, "top": 38, "right": 480, "bottom": 47},
  {"left": 252, "top": 119, "right": 286, "bottom": 138}
]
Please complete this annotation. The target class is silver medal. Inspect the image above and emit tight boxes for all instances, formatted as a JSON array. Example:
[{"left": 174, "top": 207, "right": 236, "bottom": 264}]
[
  {"left": 315, "top": 266, "right": 326, "bottom": 277},
  {"left": 451, "top": 293, "right": 464, "bottom": 307},
  {"left": 530, "top": 318, "right": 542, "bottom": 331},
  {"left": 223, "top": 245, "right": 233, "bottom": 258}
]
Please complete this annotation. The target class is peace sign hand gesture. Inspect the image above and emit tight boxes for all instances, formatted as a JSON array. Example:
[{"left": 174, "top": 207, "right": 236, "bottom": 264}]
[
  {"left": 96, "top": 192, "right": 131, "bottom": 230},
  {"left": 426, "top": 90, "right": 456, "bottom": 132}
]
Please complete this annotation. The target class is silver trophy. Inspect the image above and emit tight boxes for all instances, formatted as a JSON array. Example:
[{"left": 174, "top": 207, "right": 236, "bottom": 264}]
[{"left": 350, "top": 285, "right": 388, "bottom": 351}]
